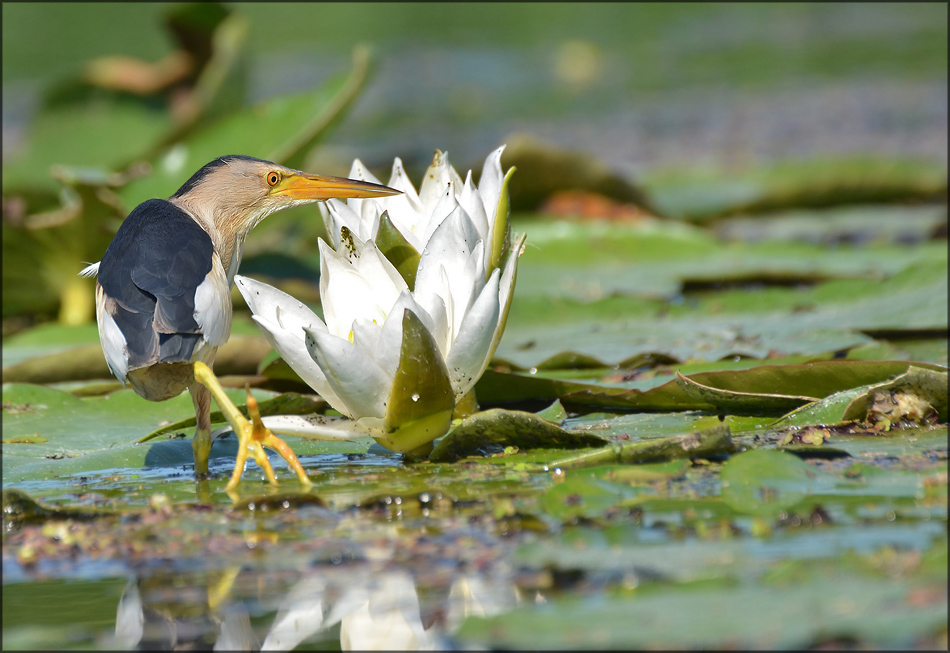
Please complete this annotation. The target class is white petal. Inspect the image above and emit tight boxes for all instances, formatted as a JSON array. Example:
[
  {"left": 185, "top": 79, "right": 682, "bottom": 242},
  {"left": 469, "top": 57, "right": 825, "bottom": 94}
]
[
  {"left": 414, "top": 209, "right": 483, "bottom": 339},
  {"left": 418, "top": 150, "right": 455, "bottom": 211},
  {"left": 374, "top": 291, "right": 439, "bottom": 379},
  {"left": 249, "top": 314, "right": 347, "bottom": 411},
  {"left": 478, "top": 145, "right": 506, "bottom": 224},
  {"left": 411, "top": 290, "right": 449, "bottom": 358},
  {"left": 319, "top": 239, "right": 407, "bottom": 339},
  {"left": 237, "top": 275, "right": 315, "bottom": 326},
  {"left": 359, "top": 200, "right": 381, "bottom": 240},
  {"left": 350, "top": 316, "right": 380, "bottom": 357},
  {"left": 260, "top": 414, "right": 374, "bottom": 440},
  {"left": 344, "top": 158, "right": 384, "bottom": 220},
  {"left": 348, "top": 158, "right": 382, "bottom": 185},
  {"left": 304, "top": 326, "right": 391, "bottom": 419},
  {"left": 386, "top": 157, "right": 423, "bottom": 212},
  {"left": 460, "top": 169, "right": 489, "bottom": 243},
  {"left": 323, "top": 199, "right": 361, "bottom": 249},
  {"left": 420, "top": 182, "right": 459, "bottom": 245},
  {"left": 445, "top": 267, "right": 502, "bottom": 398},
  {"left": 235, "top": 277, "right": 344, "bottom": 405}
]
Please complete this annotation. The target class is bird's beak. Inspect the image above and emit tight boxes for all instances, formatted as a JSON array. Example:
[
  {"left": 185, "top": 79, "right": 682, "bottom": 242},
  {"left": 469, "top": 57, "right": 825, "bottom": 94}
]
[{"left": 271, "top": 173, "right": 401, "bottom": 201}]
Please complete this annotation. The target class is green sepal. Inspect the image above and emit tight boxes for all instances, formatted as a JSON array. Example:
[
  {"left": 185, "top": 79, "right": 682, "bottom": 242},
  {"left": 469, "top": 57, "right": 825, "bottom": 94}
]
[
  {"left": 375, "top": 210, "right": 421, "bottom": 290},
  {"left": 488, "top": 166, "right": 517, "bottom": 275},
  {"left": 376, "top": 309, "right": 456, "bottom": 453}
]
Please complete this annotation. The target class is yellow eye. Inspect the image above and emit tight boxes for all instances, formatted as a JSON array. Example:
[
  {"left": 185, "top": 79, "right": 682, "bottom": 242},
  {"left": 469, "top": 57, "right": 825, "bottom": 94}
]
[{"left": 267, "top": 171, "right": 281, "bottom": 186}]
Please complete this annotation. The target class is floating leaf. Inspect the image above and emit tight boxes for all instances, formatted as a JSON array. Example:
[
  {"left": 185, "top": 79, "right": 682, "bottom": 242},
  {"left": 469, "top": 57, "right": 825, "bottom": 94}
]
[
  {"left": 529, "top": 425, "right": 733, "bottom": 472},
  {"left": 429, "top": 408, "right": 606, "bottom": 463},
  {"left": 720, "top": 449, "right": 841, "bottom": 517},
  {"left": 842, "top": 366, "right": 949, "bottom": 424},
  {"left": 674, "top": 371, "right": 818, "bottom": 414},
  {"left": 535, "top": 399, "right": 567, "bottom": 425}
]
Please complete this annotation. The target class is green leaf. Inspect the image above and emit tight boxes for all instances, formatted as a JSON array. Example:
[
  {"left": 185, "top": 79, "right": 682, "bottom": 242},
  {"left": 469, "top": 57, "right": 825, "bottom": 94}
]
[
  {"left": 641, "top": 156, "right": 948, "bottom": 221},
  {"left": 428, "top": 408, "right": 606, "bottom": 463},
  {"left": 720, "top": 449, "right": 842, "bottom": 517},
  {"left": 377, "top": 309, "right": 456, "bottom": 453},
  {"left": 842, "top": 365, "right": 949, "bottom": 423},
  {"left": 769, "top": 386, "right": 872, "bottom": 427},
  {"left": 535, "top": 398, "right": 567, "bottom": 425},
  {"left": 674, "top": 370, "right": 818, "bottom": 413},
  {"left": 118, "top": 46, "right": 371, "bottom": 208},
  {"left": 138, "top": 392, "right": 327, "bottom": 442}
]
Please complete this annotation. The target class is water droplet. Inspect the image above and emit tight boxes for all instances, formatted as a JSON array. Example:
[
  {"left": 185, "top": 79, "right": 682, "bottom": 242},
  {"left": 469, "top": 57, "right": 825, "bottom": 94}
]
[{"left": 411, "top": 393, "right": 420, "bottom": 402}]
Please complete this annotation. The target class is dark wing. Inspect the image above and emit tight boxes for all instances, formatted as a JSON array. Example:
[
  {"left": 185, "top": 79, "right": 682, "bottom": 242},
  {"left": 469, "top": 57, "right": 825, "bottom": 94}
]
[{"left": 98, "top": 199, "right": 215, "bottom": 369}]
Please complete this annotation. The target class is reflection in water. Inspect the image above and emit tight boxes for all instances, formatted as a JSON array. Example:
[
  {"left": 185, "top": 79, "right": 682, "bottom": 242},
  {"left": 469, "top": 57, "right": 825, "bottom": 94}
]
[{"left": 115, "top": 566, "right": 519, "bottom": 650}]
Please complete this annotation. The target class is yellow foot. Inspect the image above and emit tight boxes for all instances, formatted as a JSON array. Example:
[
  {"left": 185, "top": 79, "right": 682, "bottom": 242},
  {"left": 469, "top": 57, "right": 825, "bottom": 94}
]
[{"left": 193, "top": 362, "right": 313, "bottom": 491}]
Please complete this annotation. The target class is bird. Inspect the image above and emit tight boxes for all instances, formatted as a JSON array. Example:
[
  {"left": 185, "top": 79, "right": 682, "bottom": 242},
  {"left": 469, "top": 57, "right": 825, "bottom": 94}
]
[{"left": 80, "top": 155, "right": 400, "bottom": 490}]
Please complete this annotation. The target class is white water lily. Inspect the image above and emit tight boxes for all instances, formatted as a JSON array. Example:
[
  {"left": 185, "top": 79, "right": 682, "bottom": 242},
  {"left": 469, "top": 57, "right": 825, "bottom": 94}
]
[{"left": 235, "top": 146, "right": 522, "bottom": 454}]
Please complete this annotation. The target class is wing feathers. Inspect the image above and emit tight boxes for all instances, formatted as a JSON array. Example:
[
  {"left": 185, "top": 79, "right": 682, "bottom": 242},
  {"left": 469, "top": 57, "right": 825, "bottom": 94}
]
[{"left": 97, "top": 199, "right": 221, "bottom": 370}]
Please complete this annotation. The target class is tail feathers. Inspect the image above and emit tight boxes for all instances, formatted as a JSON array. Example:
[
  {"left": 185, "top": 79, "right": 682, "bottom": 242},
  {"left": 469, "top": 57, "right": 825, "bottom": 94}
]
[{"left": 79, "top": 262, "right": 100, "bottom": 278}]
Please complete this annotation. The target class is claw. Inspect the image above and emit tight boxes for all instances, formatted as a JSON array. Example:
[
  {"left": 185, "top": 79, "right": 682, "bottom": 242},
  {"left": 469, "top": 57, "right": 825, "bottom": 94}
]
[{"left": 192, "top": 362, "right": 312, "bottom": 491}]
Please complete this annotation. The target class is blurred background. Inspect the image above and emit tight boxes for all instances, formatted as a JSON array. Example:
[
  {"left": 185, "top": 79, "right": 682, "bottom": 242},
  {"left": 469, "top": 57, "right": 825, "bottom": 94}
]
[{"left": 3, "top": 2, "right": 947, "bottom": 330}]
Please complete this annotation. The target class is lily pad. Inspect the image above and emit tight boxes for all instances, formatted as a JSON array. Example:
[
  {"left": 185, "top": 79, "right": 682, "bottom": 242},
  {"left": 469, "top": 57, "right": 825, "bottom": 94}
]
[
  {"left": 429, "top": 408, "right": 607, "bottom": 463},
  {"left": 720, "top": 449, "right": 844, "bottom": 517}
]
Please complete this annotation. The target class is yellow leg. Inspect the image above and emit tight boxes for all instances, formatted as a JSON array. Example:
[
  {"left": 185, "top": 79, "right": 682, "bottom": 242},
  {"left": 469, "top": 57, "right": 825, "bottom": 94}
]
[
  {"left": 190, "top": 383, "right": 212, "bottom": 478},
  {"left": 193, "top": 361, "right": 312, "bottom": 491}
]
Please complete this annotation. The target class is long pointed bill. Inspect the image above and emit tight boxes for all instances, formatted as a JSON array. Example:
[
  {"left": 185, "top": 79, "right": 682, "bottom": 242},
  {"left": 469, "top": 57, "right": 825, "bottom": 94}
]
[{"left": 272, "top": 173, "right": 402, "bottom": 201}]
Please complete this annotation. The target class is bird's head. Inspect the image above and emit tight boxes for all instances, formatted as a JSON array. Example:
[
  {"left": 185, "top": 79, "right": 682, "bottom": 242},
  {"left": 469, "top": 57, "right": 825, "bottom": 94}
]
[{"left": 170, "top": 155, "right": 400, "bottom": 241}]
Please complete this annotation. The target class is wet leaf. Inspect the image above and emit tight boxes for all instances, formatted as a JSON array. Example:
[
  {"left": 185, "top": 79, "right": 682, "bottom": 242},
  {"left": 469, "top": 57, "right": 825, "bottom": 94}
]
[
  {"left": 138, "top": 392, "right": 328, "bottom": 442},
  {"left": 720, "top": 449, "right": 845, "bottom": 517},
  {"left": 532, "top": 425, "right": 734, "bottom": 471},
  {"left": 478, "top": 360, "right": 948, "bottom": 413},
  {"left": 535, "top": 399, "right": 567, "bottom": 425},
  {"left": 842, "top": 366, "right": 948, "bottom": 425},
  {"left": 674, "top": 370, "right": 818, "bottom": 413},
  {"left": 1, "top": 436, "right": 48, "bottom": 444},
  {"left": 429, "top": 408, "right": 607, "bottom": 463}
]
